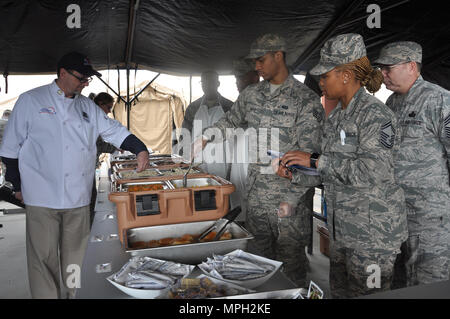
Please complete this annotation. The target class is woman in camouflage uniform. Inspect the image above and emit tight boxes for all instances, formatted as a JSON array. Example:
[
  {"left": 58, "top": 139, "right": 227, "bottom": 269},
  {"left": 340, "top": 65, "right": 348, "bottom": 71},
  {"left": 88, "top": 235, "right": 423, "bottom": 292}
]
[{"left": 274, "top": 33, "right": 408, "bottom": 298}]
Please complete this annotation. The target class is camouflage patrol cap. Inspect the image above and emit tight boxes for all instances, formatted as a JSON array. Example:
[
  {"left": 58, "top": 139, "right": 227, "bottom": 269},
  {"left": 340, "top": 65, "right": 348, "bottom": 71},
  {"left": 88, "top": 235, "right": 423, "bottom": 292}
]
[
  {"left": 245, "top": 34, "right": 287, "bottom": 60},
  {"left": 374, "top": 41, "right": 422, "bottom": 65},
  {"left": 232, "top": 58, "right": 255, "bottom": 76},
  {"left": 309, "top": 33, "right": 367, "bottom": 76}
]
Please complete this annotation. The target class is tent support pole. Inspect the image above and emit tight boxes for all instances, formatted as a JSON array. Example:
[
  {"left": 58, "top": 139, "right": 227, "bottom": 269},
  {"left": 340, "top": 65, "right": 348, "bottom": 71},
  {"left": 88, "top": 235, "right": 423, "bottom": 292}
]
[
  {"left": 124, "top": 0, "right": 140, "bottom": 130},
  {"left": 96, "top": 76, "right": 127, "bottom": 104},
  {"left": 126, "top": 68, "right": 130, "bottom": 130},
  {"left": 189, "top": 74, "right": 192, "bottom": 105},
  {"left": 129, "top": 73, "right": 160, "bottom": 104}
]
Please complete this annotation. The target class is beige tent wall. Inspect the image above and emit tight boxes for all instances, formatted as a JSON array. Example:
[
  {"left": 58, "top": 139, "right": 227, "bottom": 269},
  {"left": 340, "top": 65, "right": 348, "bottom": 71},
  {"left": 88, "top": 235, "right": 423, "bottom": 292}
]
[{"left": 113, "top": 82, "right": 186, "bottom": 154}]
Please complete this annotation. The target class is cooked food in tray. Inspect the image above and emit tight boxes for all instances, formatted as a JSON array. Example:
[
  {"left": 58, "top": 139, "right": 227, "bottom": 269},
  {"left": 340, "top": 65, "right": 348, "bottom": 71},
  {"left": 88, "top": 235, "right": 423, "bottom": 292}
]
[
  {"left": 159, "top": 167, "right": 197, "bottom": 176},
  {"left": 119, "top": 169, "right": 161, "bottom": 179},
  {"left": 127, "top": 184, "right": 164, "bottom": 192},
  {"left": 151, "top": 159, "right": 178, "bottom": 166},
  {"left": 129, "top": 231, "right": 233, "bottom": 250},
  {"left": 168, "top": 277, "right": 245, "bottom": 299}
]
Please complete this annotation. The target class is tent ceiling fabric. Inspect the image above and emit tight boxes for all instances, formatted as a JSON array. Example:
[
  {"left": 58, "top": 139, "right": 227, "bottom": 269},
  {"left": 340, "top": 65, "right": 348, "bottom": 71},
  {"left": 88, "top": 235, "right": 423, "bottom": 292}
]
[{"left": 1, "top": 0, "right": 450, "bottom": 90}]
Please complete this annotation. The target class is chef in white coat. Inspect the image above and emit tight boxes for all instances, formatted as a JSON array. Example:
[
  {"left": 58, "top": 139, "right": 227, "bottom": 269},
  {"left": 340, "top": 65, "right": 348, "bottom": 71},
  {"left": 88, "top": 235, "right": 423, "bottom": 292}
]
[{"left": 0, "top": 52, "right": 149, "bottom": 299}]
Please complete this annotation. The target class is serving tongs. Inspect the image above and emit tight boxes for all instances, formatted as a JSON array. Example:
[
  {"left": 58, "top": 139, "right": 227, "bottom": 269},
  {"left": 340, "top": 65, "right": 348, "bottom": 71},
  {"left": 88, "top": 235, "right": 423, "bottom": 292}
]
[
  {"left": 182, "top": 157, "right": 195, "bottom": 187},
  {"left": 198, "top": 206, "right": 242, "bottom": 242}
]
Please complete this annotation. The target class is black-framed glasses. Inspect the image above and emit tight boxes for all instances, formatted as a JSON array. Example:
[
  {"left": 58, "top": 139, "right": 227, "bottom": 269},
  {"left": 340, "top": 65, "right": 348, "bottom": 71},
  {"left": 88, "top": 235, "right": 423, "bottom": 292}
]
[{"left": 66, "top": 69, "right": 93, "bottom": 83}]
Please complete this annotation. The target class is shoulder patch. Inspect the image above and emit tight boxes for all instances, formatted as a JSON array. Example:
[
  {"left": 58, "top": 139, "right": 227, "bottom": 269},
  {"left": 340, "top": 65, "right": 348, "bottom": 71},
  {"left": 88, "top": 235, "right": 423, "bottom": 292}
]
[
  {"left": 380, "top": 121, "right": 395, "bottom": 149},
  {"left": 444, "top": 113, "right": 450, "bottom": 138}
]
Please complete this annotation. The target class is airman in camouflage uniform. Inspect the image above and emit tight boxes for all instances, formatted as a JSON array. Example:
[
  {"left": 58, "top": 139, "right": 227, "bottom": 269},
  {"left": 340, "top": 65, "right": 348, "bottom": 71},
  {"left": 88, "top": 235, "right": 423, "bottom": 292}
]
[
  {"left": 201, "top": 34, "right": 324, "bottom": 286},
  {"left": 277, "top": 34, "right": 408, "bottom": 298},
  {"left": 374, "top": 42, "right": 450, "bottom": 287}
]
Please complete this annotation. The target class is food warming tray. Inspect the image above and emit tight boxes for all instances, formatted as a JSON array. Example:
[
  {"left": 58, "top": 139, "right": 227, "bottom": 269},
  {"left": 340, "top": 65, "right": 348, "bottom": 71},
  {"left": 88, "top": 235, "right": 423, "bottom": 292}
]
[
  {"left": 124, "top": 220, "right": 253, "bottom": 264},
  {"left": 109, "top": 175, "right": 235, "bottom": 243}
]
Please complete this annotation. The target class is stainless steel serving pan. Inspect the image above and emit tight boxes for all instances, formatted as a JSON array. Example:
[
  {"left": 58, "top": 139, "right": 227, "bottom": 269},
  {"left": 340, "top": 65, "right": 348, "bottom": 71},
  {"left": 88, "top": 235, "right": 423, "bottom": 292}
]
[
  {"left": 124, "top": 220, "right": 254, "bottom": 264},
  {"left": 169, "top": 178, "right": 221, "bottom": 188}
]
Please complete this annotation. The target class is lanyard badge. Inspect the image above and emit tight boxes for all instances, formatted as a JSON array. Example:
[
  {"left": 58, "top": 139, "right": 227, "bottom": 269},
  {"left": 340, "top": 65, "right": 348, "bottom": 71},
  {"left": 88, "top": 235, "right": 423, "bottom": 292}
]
[{"left": 340, "top": 129, "right": 346, "bottom": 145}]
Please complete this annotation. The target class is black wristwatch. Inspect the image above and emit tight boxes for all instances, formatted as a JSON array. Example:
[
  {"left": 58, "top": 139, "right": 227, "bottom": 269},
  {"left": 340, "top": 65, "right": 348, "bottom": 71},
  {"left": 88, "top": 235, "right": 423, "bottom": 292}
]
[{"left": 310, "top": 153, "right": 320, "bottom": 169}]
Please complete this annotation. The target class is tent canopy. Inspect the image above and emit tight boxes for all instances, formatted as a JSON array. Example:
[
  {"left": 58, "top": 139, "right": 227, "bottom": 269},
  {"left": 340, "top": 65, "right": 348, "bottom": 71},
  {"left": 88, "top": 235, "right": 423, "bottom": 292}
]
[{"left": 1, "top": 0, "right": 450, "bottom": 90}]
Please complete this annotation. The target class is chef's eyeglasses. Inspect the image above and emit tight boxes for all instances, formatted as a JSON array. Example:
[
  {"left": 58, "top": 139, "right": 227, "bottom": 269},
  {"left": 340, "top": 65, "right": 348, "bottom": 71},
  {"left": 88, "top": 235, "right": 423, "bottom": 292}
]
[{"left": 66, "top": 70, "right": 93, "bottom": 83}]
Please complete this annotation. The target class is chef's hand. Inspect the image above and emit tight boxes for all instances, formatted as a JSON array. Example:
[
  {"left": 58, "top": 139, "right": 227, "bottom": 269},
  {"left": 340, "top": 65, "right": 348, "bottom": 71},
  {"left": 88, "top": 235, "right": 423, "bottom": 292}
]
[
  {"left": 277, "top": 202, "right": 295, "bottom": 218},
  {"left": 281, "top": 150, "right": 311, "bottom": 168},
  {"left": 135, "top": 151, "right": 150, "bottom": 172},
  {"left": 14, "top": 191, "right": 24, "bottom": 203},
  {"left": 191, "top": 137, "right": 208, "bottom": 161},
  {"left": 271, "top": 158, "right": 292, "bottom": 180}
]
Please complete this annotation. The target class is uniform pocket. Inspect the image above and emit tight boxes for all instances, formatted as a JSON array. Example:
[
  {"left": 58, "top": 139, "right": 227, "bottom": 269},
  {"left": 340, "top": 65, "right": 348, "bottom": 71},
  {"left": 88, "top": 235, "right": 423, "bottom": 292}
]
[
  {"left": 335, "top": 193, "right": 370, "bottom": 244},
  {"left": 272, "top": 110, "right": 296, "bottom": 128},
  {"left": 369, "top": 199, "right": 405, "bottom": 251}
]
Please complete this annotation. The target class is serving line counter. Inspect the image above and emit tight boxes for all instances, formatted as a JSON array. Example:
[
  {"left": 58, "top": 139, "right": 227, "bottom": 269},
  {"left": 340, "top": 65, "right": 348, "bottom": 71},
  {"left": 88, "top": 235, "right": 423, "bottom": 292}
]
[{"left": 75, "top": 177, "right": 297, "bottom": 299}]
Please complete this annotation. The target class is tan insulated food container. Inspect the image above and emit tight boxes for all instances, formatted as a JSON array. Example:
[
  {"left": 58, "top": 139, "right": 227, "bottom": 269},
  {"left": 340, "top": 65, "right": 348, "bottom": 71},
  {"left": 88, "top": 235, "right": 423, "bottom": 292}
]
[{"left": 109, "top": 174, "right": 235, "bottom": 243}]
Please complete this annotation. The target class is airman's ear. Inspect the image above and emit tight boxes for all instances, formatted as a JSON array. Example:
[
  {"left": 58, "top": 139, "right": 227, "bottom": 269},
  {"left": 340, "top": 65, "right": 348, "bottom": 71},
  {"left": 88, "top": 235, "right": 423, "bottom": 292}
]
[
  {"left": 409, "top": 61, "right": 419, "bottom": 74},
  {"left": 275, "top": 51, "right": 283, "bottom": 61},
  {"left": 342, "top": 69, "right": 353, "bottom": 83}
]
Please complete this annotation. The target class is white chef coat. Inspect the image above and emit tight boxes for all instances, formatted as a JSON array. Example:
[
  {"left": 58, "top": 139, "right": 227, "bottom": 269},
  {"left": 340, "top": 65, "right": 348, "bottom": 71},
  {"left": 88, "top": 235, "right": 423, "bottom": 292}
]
[
  {"left": 0, "top": 81, "right": 131, "bottom": 209},
  {"left": 193, "top": 97, "right": 230, "bottom": 179}
]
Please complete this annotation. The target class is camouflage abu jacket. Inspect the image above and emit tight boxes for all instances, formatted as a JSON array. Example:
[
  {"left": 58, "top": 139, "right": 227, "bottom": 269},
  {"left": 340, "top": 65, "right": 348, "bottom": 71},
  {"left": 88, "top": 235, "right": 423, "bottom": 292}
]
[
  {"left": 203, "top": 74, "right": 324, "bottom": 207},
  {"left": 386, "top": 75, "right": 450, "bottom": 233},
  {"left": 313, "top": 87, "right": 407, "bottom": 252}
]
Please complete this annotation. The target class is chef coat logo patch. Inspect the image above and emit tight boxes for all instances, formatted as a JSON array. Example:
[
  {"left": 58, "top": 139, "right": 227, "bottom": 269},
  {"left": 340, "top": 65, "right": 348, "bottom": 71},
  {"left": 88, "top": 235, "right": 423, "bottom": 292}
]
[
  {"left": 82, "top": 111, "right": 90, "bottom": 123},
  {"left": 39, "top": 106, "right": 56, "bottom": 115},
  {"left": 444, "top": 113, "right": 450, "bottom": 138},
  {"left": 380, "top": 121, "right": 395, "bottom": 149}
]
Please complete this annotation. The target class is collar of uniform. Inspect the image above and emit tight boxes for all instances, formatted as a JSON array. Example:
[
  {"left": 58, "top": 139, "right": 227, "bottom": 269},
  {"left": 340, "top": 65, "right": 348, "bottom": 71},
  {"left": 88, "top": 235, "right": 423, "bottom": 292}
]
[
  {"left": 50, "top": 80, "right": 65, "bottom": 97},
  {"left": 260, "top": 74, "right": 295, "bottom": 98},
  {"left": 51, "top": 80, "right": 80, "bottom": 99},
  {"left": 403, "top": 75, "right": 424, "bottom": 104},
  {"left": 342, "top": 86, "right": 365, "bottom": 119}
]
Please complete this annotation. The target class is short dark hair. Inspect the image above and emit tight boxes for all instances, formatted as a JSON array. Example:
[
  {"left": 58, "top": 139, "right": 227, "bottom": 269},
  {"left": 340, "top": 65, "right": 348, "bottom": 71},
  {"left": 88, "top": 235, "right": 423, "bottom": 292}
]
[{"left": 94, "top": 92, "right": 114, "bottom": 106}]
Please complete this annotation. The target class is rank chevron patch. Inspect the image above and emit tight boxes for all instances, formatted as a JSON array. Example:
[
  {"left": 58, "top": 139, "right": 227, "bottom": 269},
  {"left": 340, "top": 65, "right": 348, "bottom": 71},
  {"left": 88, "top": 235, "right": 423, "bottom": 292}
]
[
  {"left": 445, "top": 113, "right": 450, "bottom": 138},
  {"left": 380, "top": 121, "right": 395, "bottom": 149}
]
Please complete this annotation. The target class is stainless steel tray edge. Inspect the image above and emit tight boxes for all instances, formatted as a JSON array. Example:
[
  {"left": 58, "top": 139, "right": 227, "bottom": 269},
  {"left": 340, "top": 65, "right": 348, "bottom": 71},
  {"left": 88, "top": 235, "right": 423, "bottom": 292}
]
[{"left": 124, "top": 221, "right": 254, "bottom": 264}]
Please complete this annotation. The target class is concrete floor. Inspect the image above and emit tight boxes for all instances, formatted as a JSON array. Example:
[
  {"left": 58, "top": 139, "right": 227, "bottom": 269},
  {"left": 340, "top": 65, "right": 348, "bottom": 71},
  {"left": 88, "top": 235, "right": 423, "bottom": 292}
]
[
  {"left": 0, "top": 188, "right": 330, "bottom": 299},
  {"left": 0, "top": 202, "right": 30, "bottom": 298}
]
